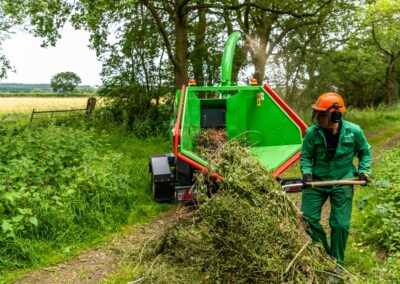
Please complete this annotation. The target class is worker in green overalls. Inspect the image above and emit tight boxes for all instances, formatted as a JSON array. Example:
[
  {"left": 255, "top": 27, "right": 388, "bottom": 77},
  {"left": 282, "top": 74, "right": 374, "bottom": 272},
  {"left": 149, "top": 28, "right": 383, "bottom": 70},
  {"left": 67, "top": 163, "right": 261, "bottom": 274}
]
[{"left": 300, "top": 92, "right": 372, "bottom": 266}]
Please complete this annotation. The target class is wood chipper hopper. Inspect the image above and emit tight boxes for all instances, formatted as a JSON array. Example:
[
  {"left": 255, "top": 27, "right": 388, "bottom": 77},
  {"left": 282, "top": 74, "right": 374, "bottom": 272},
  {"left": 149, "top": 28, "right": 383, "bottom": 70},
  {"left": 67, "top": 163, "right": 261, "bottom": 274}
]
[{"left": 149, "top": 31, "right": 307, "bottom": 202}]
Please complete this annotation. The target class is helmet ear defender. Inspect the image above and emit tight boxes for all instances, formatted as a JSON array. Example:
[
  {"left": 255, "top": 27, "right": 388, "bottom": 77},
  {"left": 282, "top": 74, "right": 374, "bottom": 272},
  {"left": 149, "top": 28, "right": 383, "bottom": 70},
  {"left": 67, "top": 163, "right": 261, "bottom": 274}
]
[
  {"left": 329, "top": 102, "right": 342, "bottom": 123},
  {"left": 311, "top": 93, "right": 345, "bottom": 126}
]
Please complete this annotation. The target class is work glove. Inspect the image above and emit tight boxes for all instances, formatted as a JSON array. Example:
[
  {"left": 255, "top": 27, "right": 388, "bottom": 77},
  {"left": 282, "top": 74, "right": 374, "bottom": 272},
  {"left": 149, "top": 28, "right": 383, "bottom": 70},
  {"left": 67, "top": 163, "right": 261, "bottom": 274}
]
[
  {"left": 302, "top": 174, "right": 313, "bottom": 188},
  {"left": 358, "top": 173, "right": 371, "bottom": 186}
]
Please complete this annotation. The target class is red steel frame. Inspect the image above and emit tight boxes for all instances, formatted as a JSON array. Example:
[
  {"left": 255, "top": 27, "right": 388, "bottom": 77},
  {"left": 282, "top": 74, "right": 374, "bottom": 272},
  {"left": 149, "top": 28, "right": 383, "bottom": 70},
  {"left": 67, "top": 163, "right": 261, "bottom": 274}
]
[
  {"left": 173, "top": 84, "right": 308, "bottom": 179},
  {"left": 173, "top": 85, "right": 223, "bottom": 179}
]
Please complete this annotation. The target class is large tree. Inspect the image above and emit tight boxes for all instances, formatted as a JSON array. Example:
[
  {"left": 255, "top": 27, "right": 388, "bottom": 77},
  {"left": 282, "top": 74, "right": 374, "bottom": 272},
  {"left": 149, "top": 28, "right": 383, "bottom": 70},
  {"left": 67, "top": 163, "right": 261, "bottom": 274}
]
[
  {"left": 51, "top": 71, "right": 81, "bottom": 94},
  {"left": 232, "top": 0, "right": 337, "bottom": 83},
  {"left": 365, "top": 0, "right": 400, "bottom": 105},
  {"left": 264, "top": 0, "right": 363, "bottom": 104}
]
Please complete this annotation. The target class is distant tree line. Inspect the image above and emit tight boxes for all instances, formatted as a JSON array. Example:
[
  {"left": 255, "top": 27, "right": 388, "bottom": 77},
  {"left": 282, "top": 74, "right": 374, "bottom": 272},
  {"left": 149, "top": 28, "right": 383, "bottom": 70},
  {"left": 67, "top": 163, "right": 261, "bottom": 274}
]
[
  {"left": 0, "top": 83, "right": 53, "bottom": 93},
  {"left": 0, "top": 83, "right": 97, "bottom": 94}
]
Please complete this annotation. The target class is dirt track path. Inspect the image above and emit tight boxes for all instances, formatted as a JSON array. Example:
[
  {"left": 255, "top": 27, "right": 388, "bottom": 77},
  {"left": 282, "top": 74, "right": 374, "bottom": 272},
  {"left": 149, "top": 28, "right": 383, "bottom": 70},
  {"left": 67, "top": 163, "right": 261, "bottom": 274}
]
[
  {"left": 13, "top": 209, "right": 179, "bottom": 284},
  {"left": 369, "top": 122, "right": 400, "bottom": 164}
]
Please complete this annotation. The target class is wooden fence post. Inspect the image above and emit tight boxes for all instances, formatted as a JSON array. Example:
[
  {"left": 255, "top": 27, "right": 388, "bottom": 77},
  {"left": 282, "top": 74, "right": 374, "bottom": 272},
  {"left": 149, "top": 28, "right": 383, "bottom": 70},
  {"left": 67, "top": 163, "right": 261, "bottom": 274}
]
[
  {"left": 30, "top": 109, "right": 35, "bottom": 125},
  {"left": 86, "top": 97, "right": 97, "bottom": 117}
]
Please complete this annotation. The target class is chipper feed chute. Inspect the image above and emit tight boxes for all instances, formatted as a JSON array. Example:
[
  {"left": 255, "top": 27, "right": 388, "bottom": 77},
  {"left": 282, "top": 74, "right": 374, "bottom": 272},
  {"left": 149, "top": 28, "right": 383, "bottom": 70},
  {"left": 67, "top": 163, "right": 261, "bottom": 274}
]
[
  {"left": 149, "top": 31, "right": 307, "bottom": 202},
  {"left": 175, "top": 84, "right": 307, "bottom": 177}
]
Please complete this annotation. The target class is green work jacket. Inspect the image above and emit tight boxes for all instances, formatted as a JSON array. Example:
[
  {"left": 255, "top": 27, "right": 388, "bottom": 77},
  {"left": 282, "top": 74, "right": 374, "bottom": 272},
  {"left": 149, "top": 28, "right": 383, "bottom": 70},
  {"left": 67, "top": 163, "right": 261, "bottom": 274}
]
[{"left": 300, "top": 119, "right": 372, "bottom": 182}]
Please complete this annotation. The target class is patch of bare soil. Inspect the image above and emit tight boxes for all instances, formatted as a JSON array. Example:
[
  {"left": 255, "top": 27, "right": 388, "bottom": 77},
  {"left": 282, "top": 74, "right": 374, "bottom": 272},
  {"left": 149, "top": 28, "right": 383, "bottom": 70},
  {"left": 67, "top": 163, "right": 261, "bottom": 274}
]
[
  {"left": 13, "top": 208, "right": 180, "bottom": 284},
  {"left": 373, "top": 135, "right": 400, "bottom": 165},
  {"left": 365, "top": 126, "right": 391, "bottom": 139}
]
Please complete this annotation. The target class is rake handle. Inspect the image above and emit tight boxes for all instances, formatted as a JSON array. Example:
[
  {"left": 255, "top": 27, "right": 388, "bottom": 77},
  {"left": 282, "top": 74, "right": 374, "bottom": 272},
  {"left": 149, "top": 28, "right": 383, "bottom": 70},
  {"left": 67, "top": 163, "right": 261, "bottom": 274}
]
[
  {"left": 281, "top": 178, "right": 367, "bottom": 191},
  {"left": 309, "top": 180, "right": 366, "bottom": 186}
]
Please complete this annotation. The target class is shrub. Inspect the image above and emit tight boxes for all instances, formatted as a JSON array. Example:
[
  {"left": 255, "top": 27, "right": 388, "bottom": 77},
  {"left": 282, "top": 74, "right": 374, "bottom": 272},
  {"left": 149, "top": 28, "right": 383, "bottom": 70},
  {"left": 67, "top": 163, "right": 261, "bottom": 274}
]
[
  {"left": 95, "top": 83, "right": 174, "bottom": 138},
  {"left": 0, "top": 125, "right": 162, "bottom": 268},
  {"left": 355, "top": 145, "right": 400, "bottom": 254}
]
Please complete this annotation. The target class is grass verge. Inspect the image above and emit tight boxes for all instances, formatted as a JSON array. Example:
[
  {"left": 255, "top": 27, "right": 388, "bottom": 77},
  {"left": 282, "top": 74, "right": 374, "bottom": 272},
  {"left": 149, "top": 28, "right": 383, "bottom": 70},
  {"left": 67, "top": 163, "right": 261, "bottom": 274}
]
[{"left": 0, "top": 124, "right": 170, "bottom": 283}]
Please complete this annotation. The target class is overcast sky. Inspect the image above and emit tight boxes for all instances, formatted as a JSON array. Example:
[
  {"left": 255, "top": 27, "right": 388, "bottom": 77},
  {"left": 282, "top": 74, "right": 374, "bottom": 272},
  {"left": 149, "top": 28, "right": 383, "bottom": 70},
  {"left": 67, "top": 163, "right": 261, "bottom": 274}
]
[{"left": 0, "top": 23, "right": 102, "bottom": 86}]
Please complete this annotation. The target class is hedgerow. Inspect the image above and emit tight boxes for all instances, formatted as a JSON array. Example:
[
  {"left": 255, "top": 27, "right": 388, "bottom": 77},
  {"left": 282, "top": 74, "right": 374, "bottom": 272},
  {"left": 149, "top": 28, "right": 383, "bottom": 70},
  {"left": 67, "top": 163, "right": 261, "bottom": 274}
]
[{"left": 0, "top": 125, "right": 160, "bottom": 268}]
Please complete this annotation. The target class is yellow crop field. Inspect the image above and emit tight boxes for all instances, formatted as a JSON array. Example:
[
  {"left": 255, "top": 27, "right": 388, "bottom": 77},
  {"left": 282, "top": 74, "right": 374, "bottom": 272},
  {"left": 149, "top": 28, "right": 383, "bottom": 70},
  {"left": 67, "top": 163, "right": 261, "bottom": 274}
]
[{"left": 0, "top": 97, "right": 97, "bottom": 114}]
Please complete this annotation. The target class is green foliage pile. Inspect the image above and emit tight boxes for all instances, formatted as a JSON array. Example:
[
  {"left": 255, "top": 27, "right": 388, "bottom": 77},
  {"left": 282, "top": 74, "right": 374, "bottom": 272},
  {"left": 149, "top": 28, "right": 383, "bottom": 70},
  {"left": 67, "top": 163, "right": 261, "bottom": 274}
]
[
  {"left": 144, "top": 142, "right": 343, "bottom": 283},
  {"left": 194, "top": 128, "right": 228, "bottom": 159},
  {"left": 0, "top": 125, "right": 160, "bottom": 269},
  {"left": 356, "top": 145, "right": 400, "bottom": 255}
]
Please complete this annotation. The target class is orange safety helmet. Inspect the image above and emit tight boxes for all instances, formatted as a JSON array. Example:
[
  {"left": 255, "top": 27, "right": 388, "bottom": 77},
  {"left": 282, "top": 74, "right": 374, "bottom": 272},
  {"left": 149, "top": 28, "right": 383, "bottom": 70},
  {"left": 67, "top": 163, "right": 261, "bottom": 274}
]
[{"left": 312, "top": 92, "right": 346, "bottom": 113}]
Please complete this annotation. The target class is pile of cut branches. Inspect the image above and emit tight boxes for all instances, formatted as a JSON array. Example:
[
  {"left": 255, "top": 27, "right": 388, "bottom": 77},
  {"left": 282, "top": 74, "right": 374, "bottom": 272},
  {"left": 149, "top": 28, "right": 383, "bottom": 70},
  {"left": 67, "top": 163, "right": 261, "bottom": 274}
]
[
  {"left": 138, "top": 138, "right": 350, "bottom": 283},
  {"left": 194, "top": 128, "right": 228, "bottom": 160}
]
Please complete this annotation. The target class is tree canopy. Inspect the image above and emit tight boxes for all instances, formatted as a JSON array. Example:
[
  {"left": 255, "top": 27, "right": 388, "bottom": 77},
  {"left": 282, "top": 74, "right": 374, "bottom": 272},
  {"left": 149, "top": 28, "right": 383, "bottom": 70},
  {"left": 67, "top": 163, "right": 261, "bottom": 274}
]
[
  {"left": 364, "top": 0, "right": 400, "bottom": 105},
  {"left": 50, "top": 71, "right": 82, "bottom": 94},
  {"left": 2, "top": 0, "right": 400, "bottom": 109},
  {"left": 0, "top": 1, "right": 18, "bottom": 79}
]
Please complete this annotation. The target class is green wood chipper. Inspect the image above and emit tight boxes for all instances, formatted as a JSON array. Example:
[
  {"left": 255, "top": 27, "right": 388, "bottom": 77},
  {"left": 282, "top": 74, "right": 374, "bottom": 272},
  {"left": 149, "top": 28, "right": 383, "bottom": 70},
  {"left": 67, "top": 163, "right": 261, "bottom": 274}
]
[{"left": 149, "top": 31, "right": 308, "bottom": 202}]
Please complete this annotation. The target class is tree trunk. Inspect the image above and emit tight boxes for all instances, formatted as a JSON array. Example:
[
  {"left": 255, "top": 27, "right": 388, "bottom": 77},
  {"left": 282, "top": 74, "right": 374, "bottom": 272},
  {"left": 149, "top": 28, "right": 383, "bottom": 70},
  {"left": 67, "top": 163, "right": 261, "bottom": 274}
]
[
  {"left": 174, "top": 4, "right": 189, "bottom": 89},
  {"left": 245, "top": 14, "right": 274, "bottom": 84},
  {"left": 251, "top": 43, "right": 267, "bottom": 84},
  {"left": 386, "top": 56, "right": 395, "bottom": 105},
  {"left": 284, "top": 55, "right": 292, "bottom": 102},
  {"left": 191, "top": 2, "right": 206, "bottom": 86}
]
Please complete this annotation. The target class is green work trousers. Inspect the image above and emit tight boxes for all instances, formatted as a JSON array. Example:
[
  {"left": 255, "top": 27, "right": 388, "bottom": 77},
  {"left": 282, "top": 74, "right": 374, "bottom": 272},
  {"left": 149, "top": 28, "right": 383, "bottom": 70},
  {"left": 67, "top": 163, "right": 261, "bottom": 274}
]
[{"left": 301, "top": 185, "right": 353, "bottom": 264}]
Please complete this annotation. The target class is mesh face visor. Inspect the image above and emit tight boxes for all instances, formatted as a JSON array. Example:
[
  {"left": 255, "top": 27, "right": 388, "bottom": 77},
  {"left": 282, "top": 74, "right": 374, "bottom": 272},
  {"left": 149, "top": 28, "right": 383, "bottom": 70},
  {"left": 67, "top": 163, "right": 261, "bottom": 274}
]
[{"left": 311, "top": 110, "right": 330, "bottom": 128}]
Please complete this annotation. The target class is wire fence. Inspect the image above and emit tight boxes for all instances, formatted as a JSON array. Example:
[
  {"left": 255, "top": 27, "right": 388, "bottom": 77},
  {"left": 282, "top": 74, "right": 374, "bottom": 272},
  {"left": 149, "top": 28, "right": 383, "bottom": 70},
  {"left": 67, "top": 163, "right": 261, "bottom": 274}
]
[{"left": 30, "top": 97, "right": 96, "bottom": 125}]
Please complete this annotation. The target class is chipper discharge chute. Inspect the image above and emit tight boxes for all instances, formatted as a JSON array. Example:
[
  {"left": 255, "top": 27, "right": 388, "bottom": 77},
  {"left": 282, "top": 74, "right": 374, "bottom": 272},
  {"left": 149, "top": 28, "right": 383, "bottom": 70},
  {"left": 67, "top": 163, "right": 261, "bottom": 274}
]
[{"left": 149, "top": 31, "right": 308, "bottom": 202}]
